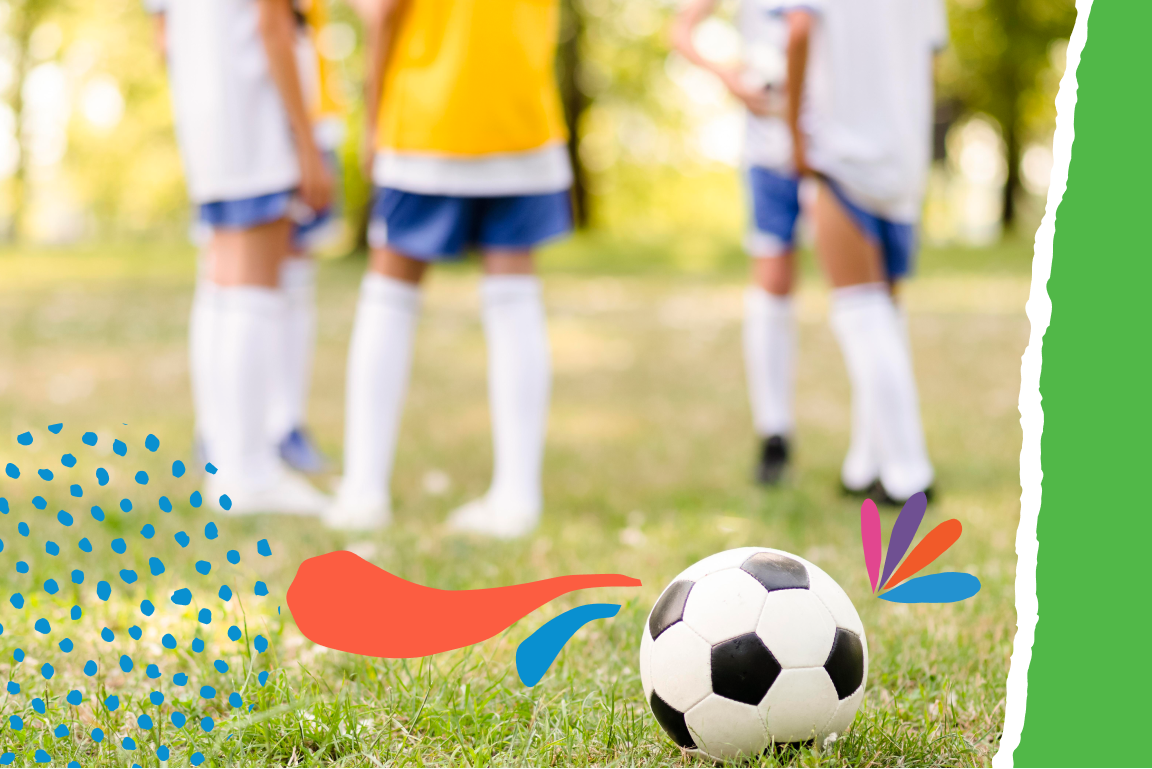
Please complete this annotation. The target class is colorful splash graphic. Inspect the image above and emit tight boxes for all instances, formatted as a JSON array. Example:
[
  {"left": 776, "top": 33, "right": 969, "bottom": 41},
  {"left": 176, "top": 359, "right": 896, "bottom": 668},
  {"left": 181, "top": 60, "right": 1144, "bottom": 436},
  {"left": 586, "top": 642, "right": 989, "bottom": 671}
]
[
  {"left": 286, "top": 551, "right": 640, "bottom": 685},
  {"left": 860, "top": 492, "right": 981, "bottom": 603},
  {"left": 0, "top": 425, "right": 280, "bottom": 767}
]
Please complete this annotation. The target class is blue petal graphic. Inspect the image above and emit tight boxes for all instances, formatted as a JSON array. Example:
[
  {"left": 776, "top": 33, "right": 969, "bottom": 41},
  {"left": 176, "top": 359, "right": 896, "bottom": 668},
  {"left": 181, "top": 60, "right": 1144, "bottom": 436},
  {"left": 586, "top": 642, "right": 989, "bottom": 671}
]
[
  {"left": 515, "top": 604, "right": 620, "bottom": 687},
  {"left": 878, "top": 572, "right": 981, "bottom": 603}
]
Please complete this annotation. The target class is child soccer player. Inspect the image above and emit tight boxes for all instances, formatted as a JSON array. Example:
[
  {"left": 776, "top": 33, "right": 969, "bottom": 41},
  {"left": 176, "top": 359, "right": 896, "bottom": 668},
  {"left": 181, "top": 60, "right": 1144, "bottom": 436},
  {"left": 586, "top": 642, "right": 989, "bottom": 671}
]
[
  {"left": 161, "top": 0, "right": 334, "bottom": 513},
  {"left": 779, "top": 0, "right": 946, "bottom": 502},
  {"left": 672, "top": 0, "right": 799, "bottom": 486},
  {"left": 326, "top": 0, "right": 572, "bottom": 536}
]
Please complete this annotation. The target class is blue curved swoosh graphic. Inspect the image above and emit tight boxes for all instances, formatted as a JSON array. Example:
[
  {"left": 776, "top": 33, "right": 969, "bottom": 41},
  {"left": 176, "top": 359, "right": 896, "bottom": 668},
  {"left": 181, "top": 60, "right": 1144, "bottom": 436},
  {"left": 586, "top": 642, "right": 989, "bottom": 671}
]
[{"left": 515, "top": 604, "right": 621, "bottom": 687}]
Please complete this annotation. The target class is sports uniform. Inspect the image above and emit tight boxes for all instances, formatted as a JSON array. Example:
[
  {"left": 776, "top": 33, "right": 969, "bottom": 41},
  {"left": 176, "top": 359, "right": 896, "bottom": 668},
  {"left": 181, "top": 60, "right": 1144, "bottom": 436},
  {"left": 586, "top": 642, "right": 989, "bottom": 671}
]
[
  {"left": 330, "top": 0, "right": 569, "bottom": 536},
  {"left": 780, "top": 0, "right": 947, "bottom": 278},
  {"left": 366, "top": 0, "right": 573, "bottom": 260},
  {"left": 160, "top": 0, "right": 329, "bottom": 515},
  {"left": 777, "top": 0, "right": 946, "bottom": 501}
]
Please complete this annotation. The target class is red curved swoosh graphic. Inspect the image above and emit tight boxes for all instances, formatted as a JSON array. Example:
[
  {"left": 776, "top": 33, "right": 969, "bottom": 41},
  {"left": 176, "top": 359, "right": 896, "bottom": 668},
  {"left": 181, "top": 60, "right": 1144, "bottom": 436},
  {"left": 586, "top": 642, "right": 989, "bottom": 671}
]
[{"left": 286, "top": 550, "right": 642, "bottom": 658}]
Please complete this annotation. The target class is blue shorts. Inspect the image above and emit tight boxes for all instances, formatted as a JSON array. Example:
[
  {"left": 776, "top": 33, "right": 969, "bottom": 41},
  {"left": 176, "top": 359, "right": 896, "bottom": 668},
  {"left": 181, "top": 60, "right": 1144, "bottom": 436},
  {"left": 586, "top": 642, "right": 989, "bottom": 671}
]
[
  {"left": 197, "top": 151, "right": 341, "bottom": 249},
  {"left": 824, "top": 178, "right": 917, "bottom": 280},
  {"left": 199, "top": 190, "right": 293, "bottom": 230},
  {"left": 746, "top": 166, "right": 801, "bottom": 257},
  {"left": 367, "top": 187, "right": 573, "bottom": 261}
]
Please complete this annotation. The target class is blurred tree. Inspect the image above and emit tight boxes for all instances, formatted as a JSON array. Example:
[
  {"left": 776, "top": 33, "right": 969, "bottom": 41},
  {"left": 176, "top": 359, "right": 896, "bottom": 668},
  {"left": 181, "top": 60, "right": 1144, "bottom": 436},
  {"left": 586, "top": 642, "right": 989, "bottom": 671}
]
[
  {"left": 7, "top": 0, "right": 66, "bottom": 240},
  {"left": 557, "top": 0, "right": 590, "bottom": 228},
  {"left": 942, "top": 0, "right": 1076, "bottom": 230}
]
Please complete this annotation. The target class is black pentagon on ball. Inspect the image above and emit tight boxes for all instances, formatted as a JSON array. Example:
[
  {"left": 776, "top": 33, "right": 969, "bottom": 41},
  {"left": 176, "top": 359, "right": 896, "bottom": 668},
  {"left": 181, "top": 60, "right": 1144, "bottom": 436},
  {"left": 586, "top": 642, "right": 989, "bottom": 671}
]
[
  {"left": 649, "top": 580, "right": 693, "bottom": 640},
  {"left": 740, "top": 552, "right": 810, "bottom": 592},
  {"left": 824, "top": 628, "right": 865, "bottom": 699},
  {"left": 650, "top": 691, "right": 696, "bottom": 749},
  {"left": 711, "top": 632, "right": 782, "bottom": 705}
]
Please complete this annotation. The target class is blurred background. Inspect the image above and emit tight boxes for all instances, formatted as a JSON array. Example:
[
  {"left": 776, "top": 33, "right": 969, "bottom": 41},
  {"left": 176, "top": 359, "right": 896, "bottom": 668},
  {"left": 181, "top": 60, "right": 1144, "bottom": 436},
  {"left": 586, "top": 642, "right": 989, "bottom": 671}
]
[
  {"left": 0, "top": 0, "right": 1074, "bottom": 254},
  {"left": 0, "top": 4, "right": 1077, "bottom": 762}
]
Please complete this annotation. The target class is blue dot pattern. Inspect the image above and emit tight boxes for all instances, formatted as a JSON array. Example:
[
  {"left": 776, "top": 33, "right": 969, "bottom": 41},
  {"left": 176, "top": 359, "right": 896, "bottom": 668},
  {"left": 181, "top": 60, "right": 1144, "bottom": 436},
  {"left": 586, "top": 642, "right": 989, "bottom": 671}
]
[{"left": 0, "top": 426, "right": 279, "bottom": 757}]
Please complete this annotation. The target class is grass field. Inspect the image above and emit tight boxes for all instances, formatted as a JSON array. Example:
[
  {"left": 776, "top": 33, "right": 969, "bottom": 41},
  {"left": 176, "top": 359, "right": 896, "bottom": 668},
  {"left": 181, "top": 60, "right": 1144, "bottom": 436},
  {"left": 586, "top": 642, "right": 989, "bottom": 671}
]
[{"left": 0, "top": 233, "right": 1029, "bottom": 767}]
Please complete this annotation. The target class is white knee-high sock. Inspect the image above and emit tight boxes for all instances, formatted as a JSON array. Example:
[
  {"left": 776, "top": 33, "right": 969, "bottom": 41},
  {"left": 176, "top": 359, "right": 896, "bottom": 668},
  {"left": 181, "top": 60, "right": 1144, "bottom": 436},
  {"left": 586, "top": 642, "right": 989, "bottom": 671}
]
[
  {"left": 338, "top": 273, "right": 421, "bottom": 506},
  {"left": 267, "top": 257, "right": 317, "bottom": 442},
  {"left": 830, "top": 284, "right": 933, "bottom": 498},
  {"left": 482, "top": 275, "right": 551, "bottom": 514},
  {"left": 743, "top": 287, "right": 796, "bottom": 438},
  {"left": 189, "top": 254, "right": 218, "bottom": 461},
  {"left": 213, "top": 286, "right": 285, "bottom": 490}
]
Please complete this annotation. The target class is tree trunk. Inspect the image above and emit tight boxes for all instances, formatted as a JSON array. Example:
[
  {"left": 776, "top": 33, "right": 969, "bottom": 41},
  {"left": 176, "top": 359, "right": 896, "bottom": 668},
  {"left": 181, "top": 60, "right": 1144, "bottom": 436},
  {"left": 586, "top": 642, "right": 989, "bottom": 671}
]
[
  {"left": 558, "top": 0, "right": 590, "bottom": 228},
  {"left": 1002, "top": 113, "right": 1020, "bottom": 232}
]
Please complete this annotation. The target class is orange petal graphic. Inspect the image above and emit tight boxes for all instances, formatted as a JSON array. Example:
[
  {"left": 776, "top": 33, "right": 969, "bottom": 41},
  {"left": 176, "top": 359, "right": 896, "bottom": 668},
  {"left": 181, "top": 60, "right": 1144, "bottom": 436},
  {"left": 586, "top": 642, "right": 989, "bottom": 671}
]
[{"left": 881, "top": 519, "right": 962, "bottom": 591}]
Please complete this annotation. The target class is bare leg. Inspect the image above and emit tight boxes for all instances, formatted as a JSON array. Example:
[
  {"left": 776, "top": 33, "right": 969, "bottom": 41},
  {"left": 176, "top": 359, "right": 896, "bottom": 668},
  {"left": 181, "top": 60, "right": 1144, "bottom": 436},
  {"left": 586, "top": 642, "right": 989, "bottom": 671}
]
[
  {"left": 370, "top": 246, "right": 430, "bottom": 284},
  {"left": 811, "top": 183, "right": 885, "bottom": 289},
  {"left": 209, "top": 219, "right": 292, "bottom": 287},
  {"left": 751, "top": 250, "right": 795, "bottom": 296}
]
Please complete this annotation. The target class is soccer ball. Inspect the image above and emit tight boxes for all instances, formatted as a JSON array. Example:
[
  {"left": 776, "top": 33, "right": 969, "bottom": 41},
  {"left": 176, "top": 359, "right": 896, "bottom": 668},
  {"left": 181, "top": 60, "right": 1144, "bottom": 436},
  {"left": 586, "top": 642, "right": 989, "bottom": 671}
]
[{"left": 639, "top": 547, "right": 868, "bottom": 761}]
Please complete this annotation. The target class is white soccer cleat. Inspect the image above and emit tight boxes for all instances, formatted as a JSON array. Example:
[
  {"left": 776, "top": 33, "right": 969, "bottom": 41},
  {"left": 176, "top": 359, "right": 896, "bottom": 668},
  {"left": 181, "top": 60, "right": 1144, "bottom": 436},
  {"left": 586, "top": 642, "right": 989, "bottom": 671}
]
[
  {"left": 206, "top": 470, "right": 330, "bottom": 517},
  {"left": 445, "top": 497, "right": 539, "bottom": 540},
  {"left": 323, "top": 491, "right": 392, "bottom": 532}
]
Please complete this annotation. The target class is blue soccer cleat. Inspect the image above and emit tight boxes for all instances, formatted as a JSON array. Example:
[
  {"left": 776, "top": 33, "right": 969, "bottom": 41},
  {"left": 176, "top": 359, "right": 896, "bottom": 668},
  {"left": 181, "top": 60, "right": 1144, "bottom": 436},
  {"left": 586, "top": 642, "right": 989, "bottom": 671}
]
[{"left": 278, "top": 427, "right": 328, "bottom": 474}]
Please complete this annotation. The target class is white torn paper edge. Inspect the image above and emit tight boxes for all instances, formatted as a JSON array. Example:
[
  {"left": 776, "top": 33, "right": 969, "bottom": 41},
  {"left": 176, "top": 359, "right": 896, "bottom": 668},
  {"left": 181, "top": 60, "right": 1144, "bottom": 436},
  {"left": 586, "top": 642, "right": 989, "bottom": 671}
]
[{"left": 993, "top": 0, "right": 1093, "bottom": 765}]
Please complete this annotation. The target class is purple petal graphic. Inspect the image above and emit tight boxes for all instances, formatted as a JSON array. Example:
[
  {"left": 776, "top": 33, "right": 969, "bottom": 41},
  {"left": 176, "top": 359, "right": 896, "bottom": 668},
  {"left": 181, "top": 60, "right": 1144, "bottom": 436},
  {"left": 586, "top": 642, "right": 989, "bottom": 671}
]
[
  {"left": 877, "top": 572, "right": 981, "bottom": 603},
  {"left": 878, "top": 491, "right": 927, "bottom": 589}
]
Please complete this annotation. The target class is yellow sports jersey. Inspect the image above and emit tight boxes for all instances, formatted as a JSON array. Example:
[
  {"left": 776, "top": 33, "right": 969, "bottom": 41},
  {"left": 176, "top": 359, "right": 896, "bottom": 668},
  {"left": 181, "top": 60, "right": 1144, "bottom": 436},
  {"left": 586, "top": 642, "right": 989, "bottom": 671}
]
[
  {"left": 377, "top": 0, "right": 568, "bottom": 156},
  {"left": 301, "top": 0, "right": 342, "bottom": 120}
]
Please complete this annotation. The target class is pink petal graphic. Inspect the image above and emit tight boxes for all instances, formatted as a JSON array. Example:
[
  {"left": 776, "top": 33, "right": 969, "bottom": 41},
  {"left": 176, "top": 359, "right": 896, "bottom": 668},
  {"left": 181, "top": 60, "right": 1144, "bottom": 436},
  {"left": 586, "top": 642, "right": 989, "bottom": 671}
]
[{"left": 860, "top": 499, "right": 882, "bottom": 593}]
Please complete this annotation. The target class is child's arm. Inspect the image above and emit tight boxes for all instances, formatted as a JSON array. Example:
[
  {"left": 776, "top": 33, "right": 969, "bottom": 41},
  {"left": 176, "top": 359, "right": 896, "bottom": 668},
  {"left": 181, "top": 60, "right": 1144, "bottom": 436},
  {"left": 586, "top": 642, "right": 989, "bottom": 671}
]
[
  {"left": 257, "top": 0, "right": 333, "bottom": 212},
  {"left": 784, "top": 9, "right": 812, "bottom": 175},
  {"left": 152, "top": 13, "right": 167, "bottom": 58},
  {"left": 671, "top": 0, "right": 773, "bottom": 116},
  {"left": 363, "top": 0, "right": 407, "bottom": 175}
]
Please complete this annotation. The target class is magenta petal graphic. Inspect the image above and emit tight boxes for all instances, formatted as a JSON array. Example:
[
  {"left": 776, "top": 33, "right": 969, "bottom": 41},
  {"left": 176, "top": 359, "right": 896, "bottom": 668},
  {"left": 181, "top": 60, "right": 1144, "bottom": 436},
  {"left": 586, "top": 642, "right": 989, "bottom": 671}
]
[
  {"left": 860, "top": 499, "right": 882, "bottom": 592},
  {"left": 878, "top": 491, "right": 928, "bottom": 589}
]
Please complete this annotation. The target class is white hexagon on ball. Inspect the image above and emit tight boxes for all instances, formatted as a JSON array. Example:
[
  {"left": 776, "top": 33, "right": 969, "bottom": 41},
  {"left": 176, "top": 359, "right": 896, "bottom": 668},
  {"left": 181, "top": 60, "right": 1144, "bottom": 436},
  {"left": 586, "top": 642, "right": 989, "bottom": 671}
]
[
  {"left": 649, "top": 622, "right": 712, "bottom": 712},
  {"left": 756, "top": 589, "right": 837, "bottom": 668},
  {"left": 681, "top": 568, "right": 768, "bottom": 645},
  {"left": 685, "top": 694, "right": 768, "bottom": 761},
  {"left": 758, "top": 667, "right": 840, "bottom": 743}
]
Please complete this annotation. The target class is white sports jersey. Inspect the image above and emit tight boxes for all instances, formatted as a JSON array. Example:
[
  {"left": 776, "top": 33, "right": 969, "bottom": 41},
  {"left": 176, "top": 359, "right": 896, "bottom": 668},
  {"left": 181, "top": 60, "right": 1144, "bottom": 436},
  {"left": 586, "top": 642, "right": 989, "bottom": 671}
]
[
  {"left": 775, "top": 0, "right": 948, "bottom": 222},
  {"left": 739, "top": 0, "right": 792, "bottom": 172},
  {"left": 163, "top": 0, "right": 301, "bottom": 203}
]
